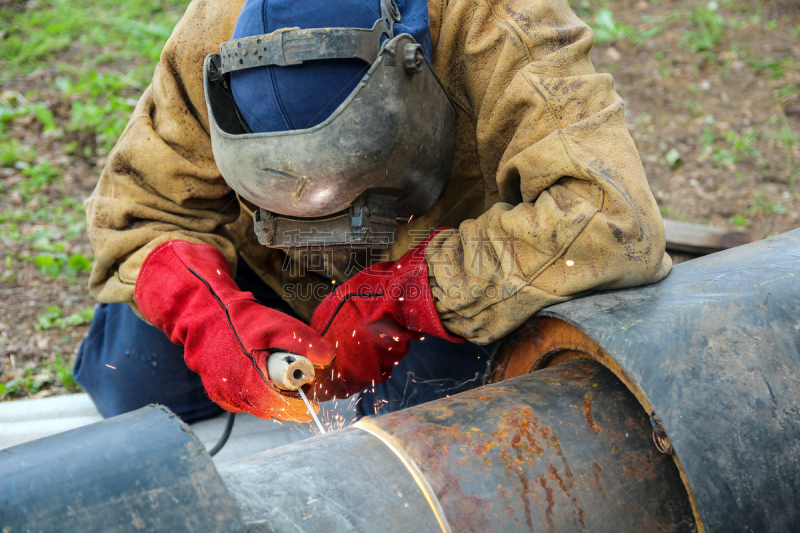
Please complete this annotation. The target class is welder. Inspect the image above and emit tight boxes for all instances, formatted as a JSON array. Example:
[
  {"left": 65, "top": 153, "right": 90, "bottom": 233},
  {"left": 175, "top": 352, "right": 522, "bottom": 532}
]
[{"left": 74, "top": 0, "right": 670, "bottom": 425}]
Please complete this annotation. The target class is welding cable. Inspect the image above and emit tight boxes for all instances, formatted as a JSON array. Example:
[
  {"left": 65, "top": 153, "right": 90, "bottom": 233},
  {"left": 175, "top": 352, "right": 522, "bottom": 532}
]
[{"left": 208, "top": 412, "right": 236, "bottom": 457}]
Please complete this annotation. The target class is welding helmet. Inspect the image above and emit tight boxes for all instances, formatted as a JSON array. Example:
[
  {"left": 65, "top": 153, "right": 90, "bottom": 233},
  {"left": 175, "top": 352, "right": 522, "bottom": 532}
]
[{"left": 203, "top": 0, "right": 456, "bottom": 248}]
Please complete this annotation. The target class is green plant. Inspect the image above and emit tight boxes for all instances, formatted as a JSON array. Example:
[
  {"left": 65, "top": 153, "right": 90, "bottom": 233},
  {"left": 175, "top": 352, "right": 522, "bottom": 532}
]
[
  {"left": 61, "top": 70, "right": 144, "bottom": 154},
  {"left": 775, "top": 120, "right": 799, "bottom": 155},
  {"left": 49, "top": 355, "right": 80, "bottom": 391},
  {"left": 0, "top": 138, "right": 36, "bottom": 167},
  {"left": 19, "top": 162, "right": 61, "bottom": 196},
  {"left": 682, "top": 3, "right": 726, "bottom": 52},
  {"left": 749, "top": 57, "right": 793, "bottom": 80},
  {"left": 0, "top": 99, "right": 59, "bottom": 134},
  {"left": 1, "top": 367, "right": 53, "bottom": 396},
  {"left": 0, "top": 355, "right": 81, "bottom": 397},
  {"left": 774, "top": 85, "right": 800, "bottom": 99},
  {"left": 22, "top": 161, "right": 60, "bottom": 182},
  {"left": 729, "top": 192, "right": 789, "bottom": 228},
  {"left": 730, "top": 213, "right": 747, "bottom": 227},
  {"left": 592, "top": 8, "right": 662, "bottom": 45},
  {"left": 771, "top": 118, "right": 799, "bottom": 187},
  {"left": 699, "top": 124, "right": 762, "bottom": 169},
  {"left": 35, "top": 306, "right": 94, "bottom": 330},
  {"left": 681, "top": 99, "right": 704, "bottom": 117},
  {"left": 25, "top": 239, "right": 93, "bottom": 279}
]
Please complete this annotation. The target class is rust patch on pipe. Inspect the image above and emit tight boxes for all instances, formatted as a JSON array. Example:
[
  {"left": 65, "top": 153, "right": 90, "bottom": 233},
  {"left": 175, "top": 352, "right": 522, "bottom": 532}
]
[
  {"left": 490, "top": 315, "right": 705, "bottom": 533},
  {"left": 367, "top": 370, "right": 643, "bottom": 532},
  {"left": 581, "top": 391, "right": 603, "bottom": 433}
]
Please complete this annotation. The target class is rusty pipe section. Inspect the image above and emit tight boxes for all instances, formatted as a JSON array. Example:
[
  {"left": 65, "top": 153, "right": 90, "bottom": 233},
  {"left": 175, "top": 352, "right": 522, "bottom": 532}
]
[
  {"left": 217, "top": 360, "right": 695, "bottom": 532},
  {"left": 489, "top": 228, "right": 800, "bottom": 532}
]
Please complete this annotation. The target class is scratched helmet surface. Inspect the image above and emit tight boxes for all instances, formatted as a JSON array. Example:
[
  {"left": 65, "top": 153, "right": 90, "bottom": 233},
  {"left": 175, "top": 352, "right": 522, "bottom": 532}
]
[{"left": 203, "top": 0, "right": 455, "bottom": 246}]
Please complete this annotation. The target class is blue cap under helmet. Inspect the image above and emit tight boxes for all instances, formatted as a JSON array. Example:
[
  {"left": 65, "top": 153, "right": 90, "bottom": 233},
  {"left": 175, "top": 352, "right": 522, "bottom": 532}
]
[{"left": 229, "top": 0, "right": 433, "bottom": 133}]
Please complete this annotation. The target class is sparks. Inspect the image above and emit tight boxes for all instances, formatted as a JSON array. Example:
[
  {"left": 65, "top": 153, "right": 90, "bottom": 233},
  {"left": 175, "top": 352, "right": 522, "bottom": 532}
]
[
  {"left": 309, "top": 343, "right": 312, "bottom": 347},
  {"left": 399, "top": 297, "right": 404, "bottom": 301},
  {"left": 105, "top": 364, "right": 116, "bottom": 370},
  {"left": 216, "top": 269, "right": 221, "bottom": 275},
  {"left": 293, "top": 331, "right": 296, "bottom": 339},
  {"left": 419, "top": 336, "right": 425, "bottom": 340},
  {"left": 336, "top": 340, "right": 339, "bottom": 348},
  {"left": 352, "top": 330, "right": 356, "bottom": 337},
  {"left": 393, "top": 336, "right": 400, "bottom": 342},
  {"left": 222, "top": 378, "right": 226, "bottom": 381},
  {"left": 566, "top": 259, "right": 575, "bottom": 267}
]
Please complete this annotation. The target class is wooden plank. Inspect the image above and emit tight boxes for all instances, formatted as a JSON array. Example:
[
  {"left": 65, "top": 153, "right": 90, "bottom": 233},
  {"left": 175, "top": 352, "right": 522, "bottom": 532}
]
[{"left": 663, "top": 219, "right": 761, "bottom": 255}]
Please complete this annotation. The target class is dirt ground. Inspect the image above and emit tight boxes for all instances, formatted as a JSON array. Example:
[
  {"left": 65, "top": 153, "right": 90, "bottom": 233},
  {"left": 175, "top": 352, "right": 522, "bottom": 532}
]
[
  {"left": 1, "top": 0, "right": 798, "bottom": 400},
  {"left": 592, "top": 0, "right": 800, "bottom": 234}
]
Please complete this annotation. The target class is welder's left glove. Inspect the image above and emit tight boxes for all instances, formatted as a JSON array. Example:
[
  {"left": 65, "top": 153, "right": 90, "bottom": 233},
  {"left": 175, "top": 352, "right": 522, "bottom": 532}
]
[
  {"left": 134, "top": 240, "right": 335, "bottom": 422},
  {"left": 309, "top": 230, "right": 461, "bottom": 400}
]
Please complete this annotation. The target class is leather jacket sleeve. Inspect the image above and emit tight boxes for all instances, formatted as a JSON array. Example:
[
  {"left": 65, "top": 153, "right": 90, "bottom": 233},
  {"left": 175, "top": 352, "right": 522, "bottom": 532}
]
[{"left": 425, "top": 0, "right": 671, "bottom": 343}]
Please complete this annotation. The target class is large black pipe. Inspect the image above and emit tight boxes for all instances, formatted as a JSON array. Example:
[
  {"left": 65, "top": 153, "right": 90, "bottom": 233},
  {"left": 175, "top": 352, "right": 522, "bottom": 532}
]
[
  {"left": 217, "top": 360, "right": 695, "bottom": 532},
  {"left": 0, "top": 405, "right": 243, "bottom": 532},
  {"left": 492, "top": 228, "right": 800, "bottom": 532}
]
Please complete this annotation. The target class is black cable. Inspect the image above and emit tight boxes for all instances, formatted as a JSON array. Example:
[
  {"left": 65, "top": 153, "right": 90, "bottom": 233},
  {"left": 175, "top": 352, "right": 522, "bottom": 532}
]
[
  {"left": 320, "top": 291, "right": 385, "bottom": 336},
  {"left": 208, "top": 412, "right": 236, "bottom": 457}
]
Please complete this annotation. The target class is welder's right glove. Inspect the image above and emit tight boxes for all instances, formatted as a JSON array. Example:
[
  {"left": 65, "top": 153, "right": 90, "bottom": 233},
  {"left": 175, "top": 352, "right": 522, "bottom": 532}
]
[
  {"left": 134, "top": 240, "right": 335, "bottom": 422},
  {"left": 309, "top": 230, "right": 461, "bottom": 400}
]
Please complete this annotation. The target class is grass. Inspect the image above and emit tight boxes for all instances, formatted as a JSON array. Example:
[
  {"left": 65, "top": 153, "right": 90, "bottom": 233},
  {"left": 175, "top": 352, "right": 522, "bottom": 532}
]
[
  {"left": 1, "top": 0, "right": 189, "bottom": 400},
  {"left": 35, "top": 306, "right": 94, "bottom": 331},
  {"left": 682, "top": 3, "right": 727, "bottom": 52},
  {"left": 0, "top": 0, "right": 177, "bottom": 82},
  {"left": 770, "top": 117, "right": 800, "bottom": 187},
  {"left": 0, "top": 0, "right": 188, "bottom": 159},
  {"left": 730, "top": 191, "right": 789, "bottom": 228},
  {"left": 0, "top": 355, "right": 80, "bottom": 398},
  {"left": 591, "top": 8, "right": 663, "bottom": 46},
  {"left": 748, "top": 56, "right": 794, "bottom": 80},
  {"left": 0, "top": 138, "right": 36, "bottom": 168},
  {"left": 699, "top": 119, "right": 763, "bottom": 170},
  {"left": 0, "top": 0, "right": 188, "bottom": 255}
]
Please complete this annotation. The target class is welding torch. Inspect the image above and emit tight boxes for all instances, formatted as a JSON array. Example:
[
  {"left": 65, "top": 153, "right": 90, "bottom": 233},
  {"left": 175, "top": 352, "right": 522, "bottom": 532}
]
[{"left": 266, "top": 352, "right": 326, "bottom": 433}]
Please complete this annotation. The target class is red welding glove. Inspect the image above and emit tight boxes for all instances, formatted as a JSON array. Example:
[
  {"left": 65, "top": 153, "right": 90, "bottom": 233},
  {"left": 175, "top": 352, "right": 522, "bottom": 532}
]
[
  {"left": 134, "top": 240, "right": 335, "bottom": 422},
  {"left": 309, "top": 230, "right": 461, "bottom": 400}
]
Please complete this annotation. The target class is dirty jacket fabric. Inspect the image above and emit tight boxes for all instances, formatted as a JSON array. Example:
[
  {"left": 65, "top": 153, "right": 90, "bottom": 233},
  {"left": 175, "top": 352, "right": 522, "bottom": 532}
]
[{"left": 85, "top": 0, "right": 671, "bottom": 344}]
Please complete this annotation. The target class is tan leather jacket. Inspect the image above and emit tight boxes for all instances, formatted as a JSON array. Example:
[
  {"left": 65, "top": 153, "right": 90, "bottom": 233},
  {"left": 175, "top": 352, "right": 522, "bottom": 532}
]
[{"left": 85, "top": 0, "right": 670, "bottom": 344}]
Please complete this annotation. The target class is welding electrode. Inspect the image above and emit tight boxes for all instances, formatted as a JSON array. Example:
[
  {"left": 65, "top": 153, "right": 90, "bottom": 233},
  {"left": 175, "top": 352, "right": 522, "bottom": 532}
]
[{"left": 265, "top": 352, "right": 325, "bottom": 433}]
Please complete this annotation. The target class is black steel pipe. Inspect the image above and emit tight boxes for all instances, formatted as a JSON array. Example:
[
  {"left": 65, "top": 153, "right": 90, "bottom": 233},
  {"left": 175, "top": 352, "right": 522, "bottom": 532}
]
[
  {"left": 0, "top": 405, "right": 243, "bottom": 532},
  {"left": 492, "top": 228, "right": 800, "bottom": 532},
  {"left": 217, "top": 360, "right": 695, "bottom": 532}
]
